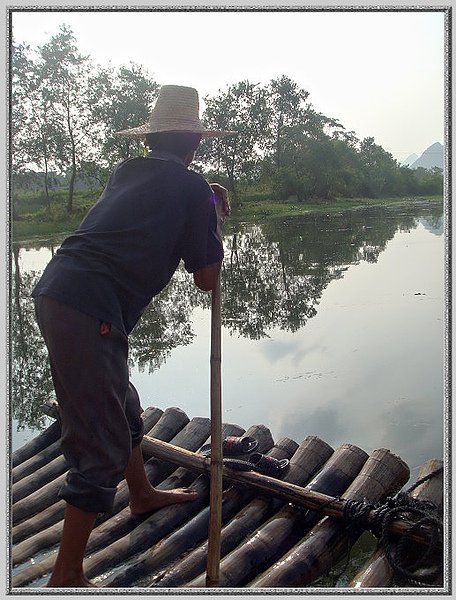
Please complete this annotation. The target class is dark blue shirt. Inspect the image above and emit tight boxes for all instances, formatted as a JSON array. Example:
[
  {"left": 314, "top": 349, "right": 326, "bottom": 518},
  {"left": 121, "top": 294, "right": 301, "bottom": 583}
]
[{"left": 32, "top": 154, "right": 224, "bottom": 335}]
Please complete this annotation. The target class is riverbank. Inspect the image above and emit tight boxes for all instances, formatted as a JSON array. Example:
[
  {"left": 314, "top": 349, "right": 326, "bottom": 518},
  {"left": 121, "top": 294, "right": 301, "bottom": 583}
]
[
  {"left": 11, "top": 194, "right": 443, "bottom": 242},
  {"left": 232, "top": 195, "right": 443, "bottom": 222}
]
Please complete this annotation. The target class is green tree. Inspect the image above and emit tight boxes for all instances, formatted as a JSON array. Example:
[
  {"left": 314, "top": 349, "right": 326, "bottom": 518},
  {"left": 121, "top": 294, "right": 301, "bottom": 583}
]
[
  {"left": 263, "top": 75, "right": 310, "bottom": 168},
  {"left": 11, "top": 43, "right": 31, "bottom": 219},
  {"left": 198, "top": 81, "right": 269, "bottom": 198},
  {"left": 87, "top": 63, "right": 159, "bottom": 167},
  {"left": 358, "top": 137, "right": 401, "bottom": 197},
  {"left": 11, "top": 43, "right": 32, "bottom": 179},
  {"left": 38, "top": 25, "right": 95, "bottom": 213},
  {"left": 11, "top": 42, "right": 61, "bottom": 213},
  {"left": 414, "top": 167, "right": 444, "bottom": 196},
  {"left": 259, "top": 77, "right": 345, "bottom": 201}
]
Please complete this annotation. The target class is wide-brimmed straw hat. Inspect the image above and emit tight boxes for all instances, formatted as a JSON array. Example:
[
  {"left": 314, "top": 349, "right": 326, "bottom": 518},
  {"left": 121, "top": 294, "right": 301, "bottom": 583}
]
[{"left": 116, "top": 84, "right": 237, "bottom": 138}]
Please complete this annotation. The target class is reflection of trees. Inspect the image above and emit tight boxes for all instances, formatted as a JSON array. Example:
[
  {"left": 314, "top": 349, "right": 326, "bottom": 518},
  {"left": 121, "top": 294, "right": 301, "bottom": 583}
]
[
  {"left": 128, "top": 269, "right": 199, "bottom": 374},
  {"left": 11, "top": 245, "right": 54, "bottom": 430},
  {"left": 11, "top": 204, "right": 442, "bottom": 430},
  {"left": 222, "top": 229, "right": 320, "bottom": 338}
]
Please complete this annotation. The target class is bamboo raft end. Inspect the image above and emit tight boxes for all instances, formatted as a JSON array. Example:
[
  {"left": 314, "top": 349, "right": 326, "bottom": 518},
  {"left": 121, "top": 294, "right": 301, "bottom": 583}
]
[{"left": 10, "top": 405, "right": 445, "bottom": 591}]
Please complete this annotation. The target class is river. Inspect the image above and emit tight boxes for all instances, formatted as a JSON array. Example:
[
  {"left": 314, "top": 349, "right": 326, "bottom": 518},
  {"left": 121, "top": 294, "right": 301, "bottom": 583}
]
[{"left": 11, "top": 201, "right": 446, "bottom": 483}]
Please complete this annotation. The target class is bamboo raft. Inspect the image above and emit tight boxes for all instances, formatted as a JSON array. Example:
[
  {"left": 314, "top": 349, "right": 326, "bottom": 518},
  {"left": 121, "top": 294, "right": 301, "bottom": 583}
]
[{"left": 10, "top": 404, "right": 444, "bottom": 590}]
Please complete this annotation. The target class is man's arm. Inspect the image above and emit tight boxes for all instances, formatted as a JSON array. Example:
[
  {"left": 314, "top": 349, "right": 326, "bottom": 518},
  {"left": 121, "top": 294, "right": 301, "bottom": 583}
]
[
  {"left": 193, "top": 261, "right": 222, "bottom": 291},
  {"left": 193, "top": 183, "right": 229, "bottom": 291}
]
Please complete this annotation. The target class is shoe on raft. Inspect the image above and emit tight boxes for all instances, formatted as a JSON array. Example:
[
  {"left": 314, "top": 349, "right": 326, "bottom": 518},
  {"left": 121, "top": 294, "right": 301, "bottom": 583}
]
[
  {"left": 199, "top": 436, "right": 259, "bottom": 457},
  {"left": 223, "top": 453, "right": 290, "bottom": 477}
]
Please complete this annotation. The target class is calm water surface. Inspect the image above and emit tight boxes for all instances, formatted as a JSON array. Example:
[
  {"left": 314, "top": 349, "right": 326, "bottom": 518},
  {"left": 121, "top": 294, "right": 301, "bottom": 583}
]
[{"left": 11, "top": 202, "right": 446, "bottom": 482}]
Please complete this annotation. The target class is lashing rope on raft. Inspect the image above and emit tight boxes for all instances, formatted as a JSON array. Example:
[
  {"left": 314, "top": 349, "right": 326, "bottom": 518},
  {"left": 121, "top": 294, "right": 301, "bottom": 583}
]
[{"left": 341, "top": 466, "right": 444, "bottom": 586}]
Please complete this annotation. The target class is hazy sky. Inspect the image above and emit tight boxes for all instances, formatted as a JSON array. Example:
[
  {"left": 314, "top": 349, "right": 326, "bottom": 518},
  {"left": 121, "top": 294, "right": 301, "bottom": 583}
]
[{"left": 11, "top": 7, "right": 446, "bottom": 162}]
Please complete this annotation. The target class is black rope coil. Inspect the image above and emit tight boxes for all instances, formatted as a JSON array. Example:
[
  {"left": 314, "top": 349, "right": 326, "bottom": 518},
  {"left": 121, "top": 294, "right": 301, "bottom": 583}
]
[{"left": 342, "top": 467, "right": 443, "bottom": 587}]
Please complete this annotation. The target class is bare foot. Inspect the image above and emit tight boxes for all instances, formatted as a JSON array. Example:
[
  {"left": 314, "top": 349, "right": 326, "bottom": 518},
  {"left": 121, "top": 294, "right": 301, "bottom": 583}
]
[
  {"left": 47, "top": 573, "right": 97, "bottom": 588},
  {"left": 130, "top": 487, "right": 198, "bottom": 516}
]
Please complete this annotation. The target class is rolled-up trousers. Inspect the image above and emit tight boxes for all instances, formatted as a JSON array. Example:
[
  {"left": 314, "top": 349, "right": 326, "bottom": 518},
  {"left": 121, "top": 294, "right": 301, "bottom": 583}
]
[{"left": 34, "top": 295, "right": 144, "bottom": 513}]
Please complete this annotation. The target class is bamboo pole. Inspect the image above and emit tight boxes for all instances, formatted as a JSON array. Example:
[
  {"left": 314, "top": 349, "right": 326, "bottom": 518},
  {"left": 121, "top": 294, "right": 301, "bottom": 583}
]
[
  {"left": 139, "top": 437, "right": 437, "bottom": 548},
  {"left": 102, "top": 424, "right": 273, "bottom": 588},
  {"left": 206, "top": 273, "right": 223, "bottom": 587}
]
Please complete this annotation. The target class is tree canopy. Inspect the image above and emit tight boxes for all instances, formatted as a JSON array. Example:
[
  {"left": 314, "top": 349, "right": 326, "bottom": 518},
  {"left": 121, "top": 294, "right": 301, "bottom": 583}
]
[{"left": 11, "top": 25, "right": 443, "bottom": 216}]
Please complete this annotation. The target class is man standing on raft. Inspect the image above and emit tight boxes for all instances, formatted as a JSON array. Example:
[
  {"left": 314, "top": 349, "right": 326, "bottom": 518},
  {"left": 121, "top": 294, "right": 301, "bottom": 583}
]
[{"left": 32, "top": 85, "right": 235, "bottom": 588}]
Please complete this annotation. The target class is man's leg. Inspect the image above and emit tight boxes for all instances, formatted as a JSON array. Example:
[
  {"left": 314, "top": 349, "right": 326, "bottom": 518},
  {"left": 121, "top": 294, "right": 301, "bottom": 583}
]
[
  {"left": 45, "top": 448, "right": 198, "bottom": 588},
  {"left": 124, "top": 384, "right": 197, "bottom": 514},
  {"left": 34, "top": 298, "right": 129, "bottom": 588},
  {"left": 125, "top": 445, "right": 197, "bottom": 515},
  {"left": 46, "top": 504, "right": 97, "bottom": 588}
]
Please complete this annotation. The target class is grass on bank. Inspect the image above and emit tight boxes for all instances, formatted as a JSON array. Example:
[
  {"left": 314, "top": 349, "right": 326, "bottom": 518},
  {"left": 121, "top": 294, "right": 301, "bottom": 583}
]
[
  {"left": 234, "top": 192, "right": 443, "bottom": 221},
  {"left": 12, "top": 189, "right": 99, "bottom": 241},
  {"left": 11, "top": 188, "right": 444, "bottom": 242}
]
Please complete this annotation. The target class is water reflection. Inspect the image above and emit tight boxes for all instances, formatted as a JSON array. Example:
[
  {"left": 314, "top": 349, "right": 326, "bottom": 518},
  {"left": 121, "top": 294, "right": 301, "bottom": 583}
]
[
  {"left": 11, "top": 246, "right": 54, "bottom": 431},
  {"left": 11, "top": 203, "right": 444, "bottom": 452}
]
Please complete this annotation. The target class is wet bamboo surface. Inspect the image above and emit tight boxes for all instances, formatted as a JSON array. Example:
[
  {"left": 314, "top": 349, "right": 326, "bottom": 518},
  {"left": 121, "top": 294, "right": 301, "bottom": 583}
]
[
  {"left": 349, "top": 458, "right": 444, "bottom": 589},
  {"left": 186, "top": 443, "right": 368, "bottom": 588},
  {"left": 249, "top": 448, "right": 410, "bottom": 588},
  {"left": 150, "top": 435, "right": 331, "bottom": 588},
  {"left": 11, "top": 418, "right": 61, "bottom": 469},
  {"left": 10, "top": 406, "right": 444, "bottom": 590}
]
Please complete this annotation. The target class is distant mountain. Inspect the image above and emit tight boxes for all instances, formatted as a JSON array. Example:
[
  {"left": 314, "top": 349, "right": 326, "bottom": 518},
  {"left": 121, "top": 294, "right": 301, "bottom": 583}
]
[
  {"left": 410, "top": 142, "right": 443, "bottom": 170},
  {"left": 402, "top": 153, "right": 418, "bottom": 167}
]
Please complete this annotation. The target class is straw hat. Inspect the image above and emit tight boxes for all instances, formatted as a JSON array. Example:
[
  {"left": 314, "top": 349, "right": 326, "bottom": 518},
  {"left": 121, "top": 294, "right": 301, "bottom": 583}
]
[{"left": 116, "top": 84, "right": 237, "bottom": 138}]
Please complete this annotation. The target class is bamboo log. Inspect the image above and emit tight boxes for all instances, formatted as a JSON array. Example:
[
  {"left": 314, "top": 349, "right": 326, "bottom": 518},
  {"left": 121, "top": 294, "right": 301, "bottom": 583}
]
[
  {"left": 11, "top": 418, "right": 61, "bottom": 468},
  {"left": 350, "top": 458, "right": 443, "bottom": 589},
  {"left": 12, "top": 439, "right": 62, "bottom": 484},
  {"left": 103, "top": 434, "right": 293, "bottom": 588},
  {"left": 84, "top": 421, "right": 242, "bottom": 559},
  {"left": 140, "top": 422, "right": 270, "bottom": 513},
  {"left": 83, "top": 425, "right": 272, "bottom": 584},
  {"left": 141, "top": 406, "right": 189, "bottom": 449},
  {"left": 12, "top": 500, "right": 65, "bottom": 546},
  {"left": 13, "top": 455, "right": 67, "bottom": 503},
  {"left": 12, "top": 477, "right": 210, "bottom": 589},
  {"left": 234, "top": 424, "right": 274, "bottom": 454},
  {"left": 107, "top": 414, "right": 208, "bottom": 517},
  {"left": 188, "top": 443, "right": 368, "bottom": 587},
  {"left": 12, "top": 407, "right": 162, "bottom": 486},
  {"left": 249, "top": 448, "right": 410, "bottom": 588},
  {"left": 153, "top": 436, "right": 333, "bottom": 588},
  {"left": 12, "top": 412, "right": 211, "bottom": 575},
  {"left": 107, "top": 407, "right": 191, "bottom": 513},
  {"left": 86, "top": 475, "right": 210, "bottom": 584},
  {"left": 12, "top": 407, "right": 187, "bottom": 527},
  {"left": 12, "top": 470, "right": 66, "bottom": 527},
  {"left": 12, "top": 414, "right": 217, "bottom": 587},
  {"left": 11, "top": 408, "right": 167, "bottom": 546}
]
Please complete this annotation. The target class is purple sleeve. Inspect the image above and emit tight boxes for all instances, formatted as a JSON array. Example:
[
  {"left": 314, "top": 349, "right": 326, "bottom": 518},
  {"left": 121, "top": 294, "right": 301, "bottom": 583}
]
[{"left": 181, "top": 179, "right": 224, "bottom": 273}]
